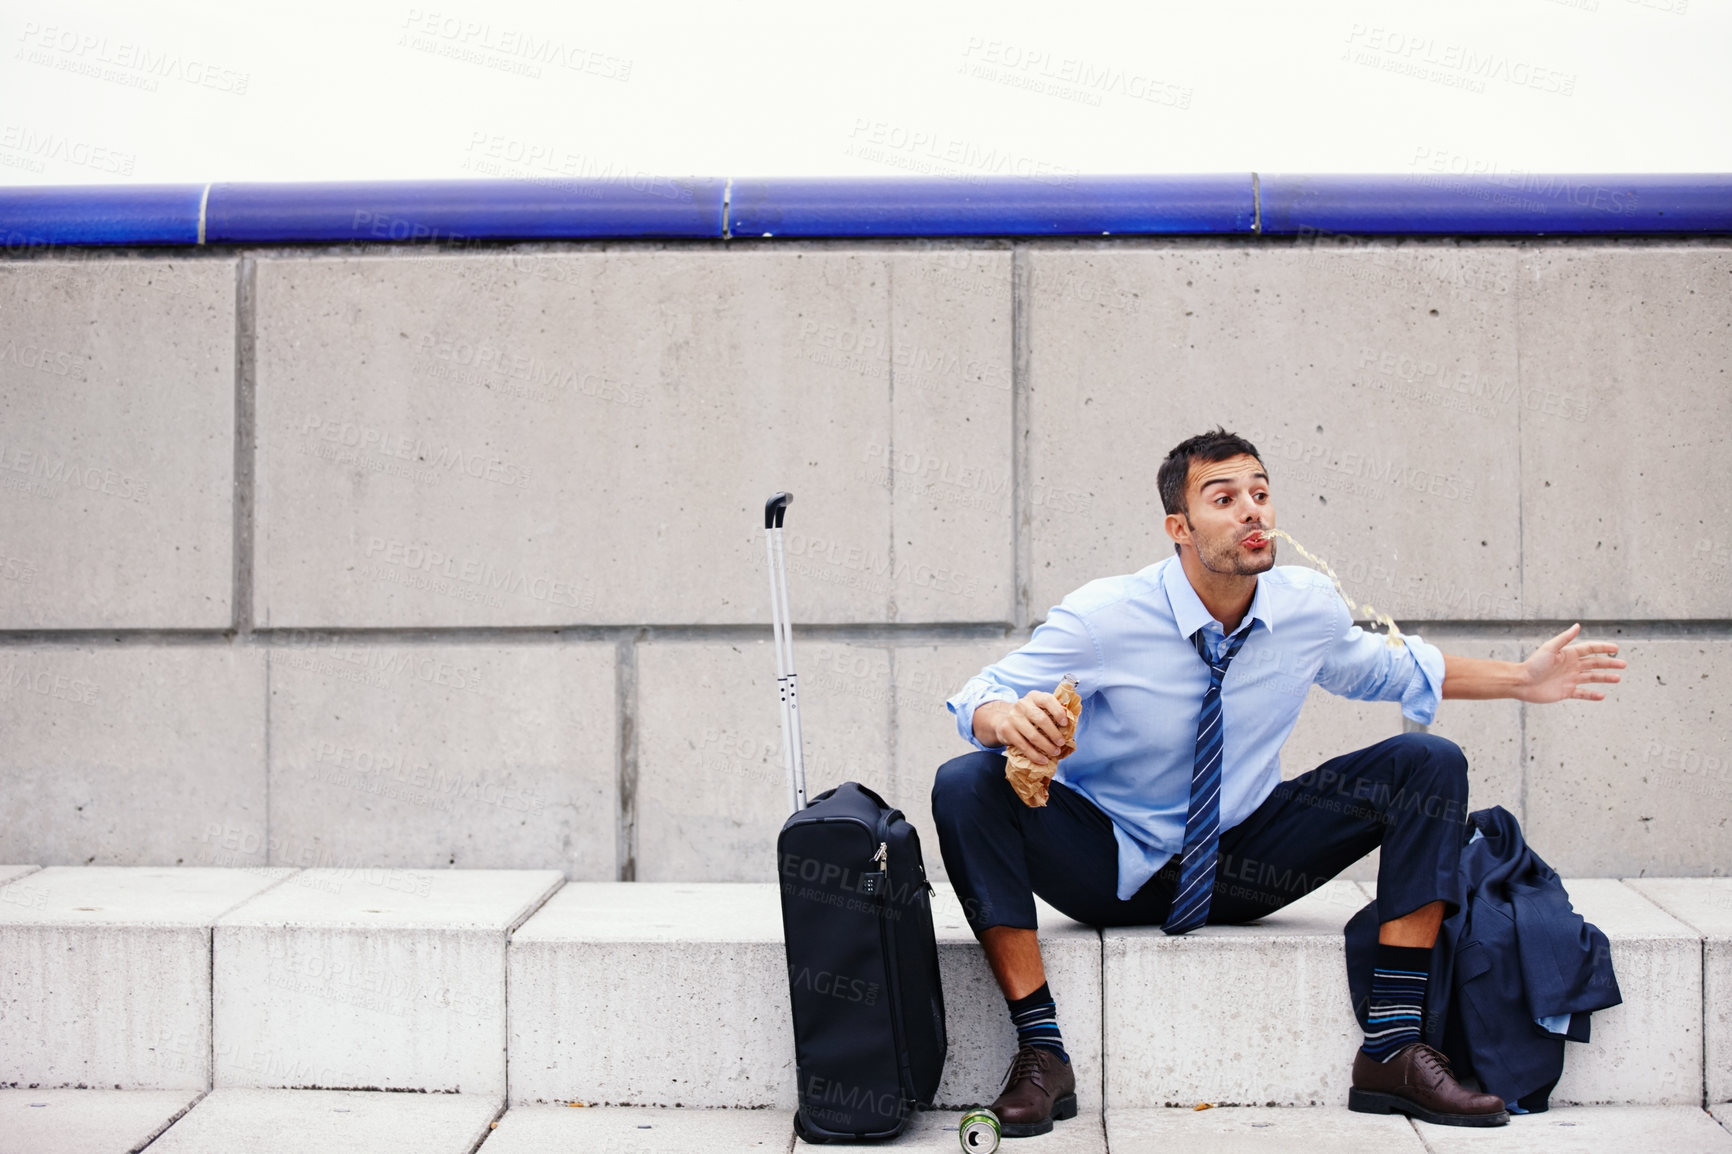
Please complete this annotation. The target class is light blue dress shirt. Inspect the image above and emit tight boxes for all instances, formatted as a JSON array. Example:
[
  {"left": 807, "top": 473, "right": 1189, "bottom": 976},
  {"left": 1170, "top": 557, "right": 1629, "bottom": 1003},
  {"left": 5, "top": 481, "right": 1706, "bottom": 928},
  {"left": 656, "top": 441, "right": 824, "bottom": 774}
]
[{"left": 945, "top": 556, "right": 1446, "bottom": 901}]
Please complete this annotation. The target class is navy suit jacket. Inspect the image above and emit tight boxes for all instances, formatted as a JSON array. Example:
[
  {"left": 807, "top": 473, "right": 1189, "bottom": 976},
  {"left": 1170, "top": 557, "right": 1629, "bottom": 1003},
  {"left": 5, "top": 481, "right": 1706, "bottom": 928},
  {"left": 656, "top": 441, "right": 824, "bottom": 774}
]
[{"left": 1346, "top": 806, "right": 1622, "bottom": 1112}]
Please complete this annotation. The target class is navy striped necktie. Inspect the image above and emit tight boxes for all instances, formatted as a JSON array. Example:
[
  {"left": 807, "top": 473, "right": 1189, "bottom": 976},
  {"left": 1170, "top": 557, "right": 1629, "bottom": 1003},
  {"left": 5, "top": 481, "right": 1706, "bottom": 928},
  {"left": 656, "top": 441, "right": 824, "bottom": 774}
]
[{"left": 1162, "top": 625, "right": 1250, "bottom": 936}]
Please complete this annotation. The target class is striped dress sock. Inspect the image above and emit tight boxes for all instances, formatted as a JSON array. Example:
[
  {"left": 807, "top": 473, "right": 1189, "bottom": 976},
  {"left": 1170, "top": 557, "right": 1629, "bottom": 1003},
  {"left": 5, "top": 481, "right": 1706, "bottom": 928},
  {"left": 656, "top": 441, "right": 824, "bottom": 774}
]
[
  {"left": 1008, "top": 981, "right": 1069, "bottom": 1063},
  {"left": 1361, "top": 944, "right": 1432, "bottom": 1062}
]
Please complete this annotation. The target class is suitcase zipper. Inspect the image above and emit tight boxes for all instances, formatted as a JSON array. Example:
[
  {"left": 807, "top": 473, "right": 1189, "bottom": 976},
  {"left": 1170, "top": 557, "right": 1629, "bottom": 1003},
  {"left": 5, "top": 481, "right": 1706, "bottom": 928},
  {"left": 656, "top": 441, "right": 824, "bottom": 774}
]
[{"left": 873, "top": 821, "right": 915, "bottom": 1115}]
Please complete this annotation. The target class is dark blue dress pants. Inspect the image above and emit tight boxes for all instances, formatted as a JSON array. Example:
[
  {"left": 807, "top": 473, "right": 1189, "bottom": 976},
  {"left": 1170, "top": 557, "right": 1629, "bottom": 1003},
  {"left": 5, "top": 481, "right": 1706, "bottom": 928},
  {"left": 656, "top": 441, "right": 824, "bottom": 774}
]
[{"left": 931, "top": 733, "right": 1470, "bottom": 934}]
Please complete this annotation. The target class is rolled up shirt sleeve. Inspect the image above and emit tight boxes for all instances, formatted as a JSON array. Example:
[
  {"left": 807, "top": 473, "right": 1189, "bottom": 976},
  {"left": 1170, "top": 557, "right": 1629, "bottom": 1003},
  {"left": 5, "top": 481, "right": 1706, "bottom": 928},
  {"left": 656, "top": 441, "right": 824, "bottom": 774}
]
[
  {"left": 1314, "top": 595, "right": 1446, "bottom": 726},
  {"left": 946, "top": 603, "right": 1101, "bottom": 751}
]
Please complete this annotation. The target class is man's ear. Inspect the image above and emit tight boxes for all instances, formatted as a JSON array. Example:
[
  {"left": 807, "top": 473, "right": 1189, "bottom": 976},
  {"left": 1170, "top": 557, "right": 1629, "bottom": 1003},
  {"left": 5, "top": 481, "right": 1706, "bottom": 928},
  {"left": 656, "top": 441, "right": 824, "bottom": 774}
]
[{"left": 1164, "top": 511, "right": 1191, "bottom": 551}]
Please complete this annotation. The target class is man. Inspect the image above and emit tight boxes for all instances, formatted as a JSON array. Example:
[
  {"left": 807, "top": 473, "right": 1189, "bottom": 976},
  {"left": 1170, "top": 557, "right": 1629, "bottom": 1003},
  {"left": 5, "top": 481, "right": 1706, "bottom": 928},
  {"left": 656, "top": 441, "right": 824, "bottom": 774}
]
[{"left": 933, "top": 428, "right": 1625, "bottom": 1135}]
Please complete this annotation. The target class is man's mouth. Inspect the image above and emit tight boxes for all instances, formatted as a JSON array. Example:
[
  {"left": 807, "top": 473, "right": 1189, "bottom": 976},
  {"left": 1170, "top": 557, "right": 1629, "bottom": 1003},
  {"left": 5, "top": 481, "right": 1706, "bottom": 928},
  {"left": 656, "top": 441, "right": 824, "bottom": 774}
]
[{"left": 1241, "top": 530, "right": 1270, "bottom": 549}]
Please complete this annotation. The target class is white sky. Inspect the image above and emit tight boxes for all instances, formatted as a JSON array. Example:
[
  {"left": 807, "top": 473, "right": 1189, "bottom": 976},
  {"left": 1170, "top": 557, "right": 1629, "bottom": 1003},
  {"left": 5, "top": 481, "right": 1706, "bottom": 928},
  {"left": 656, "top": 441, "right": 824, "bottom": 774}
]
[{"left": 2, "top": 0, "right": 1727, "bottom": 187}]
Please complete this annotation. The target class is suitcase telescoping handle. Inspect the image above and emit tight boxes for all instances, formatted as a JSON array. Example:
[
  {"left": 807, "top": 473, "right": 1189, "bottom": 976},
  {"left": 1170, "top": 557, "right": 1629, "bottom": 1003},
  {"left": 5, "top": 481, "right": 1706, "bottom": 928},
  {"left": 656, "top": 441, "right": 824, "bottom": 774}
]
[{"left": 764, "top": 492, "right": 808, "bottom": 814}]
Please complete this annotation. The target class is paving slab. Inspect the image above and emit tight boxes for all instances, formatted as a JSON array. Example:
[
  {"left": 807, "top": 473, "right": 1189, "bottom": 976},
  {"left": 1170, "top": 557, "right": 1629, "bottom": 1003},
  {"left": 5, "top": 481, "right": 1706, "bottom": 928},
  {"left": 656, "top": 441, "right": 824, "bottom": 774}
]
[
  {"left": 0, "top": 1088, "right": 200, "bottom": 1154},
  {"left": 508, "top": 882, "right": 792, "bottom": 1107},
  {"left": 252, "top": 250, "right": 1011, "bottom": 628},
  {"left": 1103, "top": 879, "right": 1375, "bottom": 1108},
  {"left": 0, "top": 258, "right": 237, "bottom": 629},
  {"left": 1517, "top": 247, "right": 1732, "bottom": 620},
  {"left": 928, "top": 883, "right": 1102, "bottom": 1112},
  {"left": 1523, "top": 639, "right": 1732, "bottom": 877},
  {"left": 0, "top": 646, "right": 267, "bottom": 867},
  {"left": 479, "top": 1104, "right": 793, "bottom": 1152},
  {"left": 1550, "top": 879, "right": 1703, "bottom": 1105},
  {"left": 265, "top": 640, "right": 617, "bottom": 877},
  {"left": 1022, "top": 246, "right": 1523, "bottom": 623},
  {"left": 0, "top": 867, "right": 293, "bottom": 1089},
  {"left": 1715, "top": 1102, "right": 1731, "bottom": 1129},
  {"left": 886, "top": 640, "right": 1018, "bottom": 885},
  {"left": 507, "top": 882, "right": 1099, "bottom": 1113},
  {"left": 796, "top": 1106, "right": 1105, "bottom": 1151},
  {"left": 1415, "top": 1104, "right": 1732, "bottom": 1152},
  {"left": 143, "top": 1088, "right": 500, "bottom": 1154},
  {"left": 1108, "top": 1105, "right": 1425, "bottom": 1153},
  {"left": 213, "top": 868, "right": 562, "bottom": 1095},
  {"left": 635, "top": 640, "right": 894, "bottom": 882},
  {"left": 1626, "top": 878, "right": 1732, "bottom": 1103}
]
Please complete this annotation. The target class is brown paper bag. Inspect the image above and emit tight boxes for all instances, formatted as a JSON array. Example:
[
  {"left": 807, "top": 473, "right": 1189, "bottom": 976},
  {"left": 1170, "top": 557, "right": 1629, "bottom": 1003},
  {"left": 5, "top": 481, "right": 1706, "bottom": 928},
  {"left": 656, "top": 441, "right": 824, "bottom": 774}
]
[{"left": 1004, "top": 675, "right": 1081, "bottom": 807}]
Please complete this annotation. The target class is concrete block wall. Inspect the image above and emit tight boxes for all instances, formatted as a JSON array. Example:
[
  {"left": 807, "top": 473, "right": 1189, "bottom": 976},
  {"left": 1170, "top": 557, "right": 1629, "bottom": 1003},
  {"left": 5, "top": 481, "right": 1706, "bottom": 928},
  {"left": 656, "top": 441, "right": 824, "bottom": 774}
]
[{"left": 1, "top": 240, "right": 1727, "bottom": 882}]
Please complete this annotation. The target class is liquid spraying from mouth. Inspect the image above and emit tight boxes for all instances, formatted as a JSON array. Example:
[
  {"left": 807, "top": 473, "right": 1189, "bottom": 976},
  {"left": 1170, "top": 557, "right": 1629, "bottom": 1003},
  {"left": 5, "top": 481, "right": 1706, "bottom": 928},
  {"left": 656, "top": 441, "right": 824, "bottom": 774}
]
[{"left": 1265, "top": 529, "right": 1408, "bottom": 648}]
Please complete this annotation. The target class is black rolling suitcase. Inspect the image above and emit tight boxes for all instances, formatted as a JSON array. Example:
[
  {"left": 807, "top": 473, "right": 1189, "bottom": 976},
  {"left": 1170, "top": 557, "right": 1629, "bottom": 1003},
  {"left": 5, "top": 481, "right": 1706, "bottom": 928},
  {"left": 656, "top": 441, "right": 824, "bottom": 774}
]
[{"left": 763, "top": 492, "right": 947, "bottom": 1143}]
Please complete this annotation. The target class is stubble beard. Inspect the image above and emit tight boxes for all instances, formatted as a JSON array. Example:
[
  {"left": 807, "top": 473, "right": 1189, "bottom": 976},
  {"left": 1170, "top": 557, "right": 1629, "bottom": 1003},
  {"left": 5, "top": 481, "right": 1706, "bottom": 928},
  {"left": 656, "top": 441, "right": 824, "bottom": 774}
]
[{"left": 1195, "top": 527, "right": 1277, "bottom": 577}]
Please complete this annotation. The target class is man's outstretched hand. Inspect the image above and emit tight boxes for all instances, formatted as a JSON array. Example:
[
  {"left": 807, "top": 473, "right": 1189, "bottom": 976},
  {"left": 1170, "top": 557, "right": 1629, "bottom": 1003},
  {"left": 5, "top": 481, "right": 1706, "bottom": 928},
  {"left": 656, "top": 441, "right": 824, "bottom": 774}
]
[{"left": 1520, "top": 623, "right": 1626, "bottom": 703}]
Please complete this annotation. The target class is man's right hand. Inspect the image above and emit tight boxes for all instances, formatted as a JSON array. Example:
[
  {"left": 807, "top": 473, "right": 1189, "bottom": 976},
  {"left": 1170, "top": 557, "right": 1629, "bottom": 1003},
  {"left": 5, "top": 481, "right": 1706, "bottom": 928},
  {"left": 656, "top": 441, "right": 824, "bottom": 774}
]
[{"left": 974, "top": 692, "right": 1073, "bottom": 766}]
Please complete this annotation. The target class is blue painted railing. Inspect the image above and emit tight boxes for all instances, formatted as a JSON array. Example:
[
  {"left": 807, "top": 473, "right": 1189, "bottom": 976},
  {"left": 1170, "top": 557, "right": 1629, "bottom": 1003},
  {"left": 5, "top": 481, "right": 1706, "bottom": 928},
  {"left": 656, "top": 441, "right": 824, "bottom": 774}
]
[{"left": 2, "top": 175, "right": 1729, "bottom": 247}]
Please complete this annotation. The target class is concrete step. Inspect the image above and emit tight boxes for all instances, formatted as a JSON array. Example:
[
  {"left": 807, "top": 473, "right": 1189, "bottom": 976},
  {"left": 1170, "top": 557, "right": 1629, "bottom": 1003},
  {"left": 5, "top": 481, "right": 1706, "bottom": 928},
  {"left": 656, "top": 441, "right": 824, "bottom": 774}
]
[
  {"left": 791, "top": 1106, "right": 1107, "bottom": 1151},
  {"left": 211, "top": 867, "right": 563, "bottom": 1096},
  {"left": 1627, "top": 877, "right": 1732, "bottom": 1105},
  {"left": 504, "top": 881, "right": 1102, "bottom": 1111},
  {"left": 1550, "top": 879, "right": 1705, "bottom": 1106},
  {"left": 0, "top": 1088, "right": 198, "bottom": 1154},
  {"left": 1104, "top": 877, "right": 1710, "bottom": 1109},
  {"left": 2, "top": 866, "right": 1725, "bottom": 1114},
  {"left": 126, "top": 1100, "right": 1732, "bottom": 1153},
  {"left": 139, "top": 1089, "right": 501, "bottom": 1154},
  {"left": 0, "top": 866, "right": 293, "bottom": 1089},
  {"left": 1108, "top": 1105, "right": 1732, "bottom": 1153},
  {"left": 1410, "top": 1105, "right": 1732, "bottom": 1152},
  {"left": 1108, "top": 1104, "right": 1424, "bottom": 1152},
  {"left": 479, "top": 1104, "right": 794, "bottom": 1153},
  {"left": 1104, "top": 879, "right": 1374, "bottom": 1108}
]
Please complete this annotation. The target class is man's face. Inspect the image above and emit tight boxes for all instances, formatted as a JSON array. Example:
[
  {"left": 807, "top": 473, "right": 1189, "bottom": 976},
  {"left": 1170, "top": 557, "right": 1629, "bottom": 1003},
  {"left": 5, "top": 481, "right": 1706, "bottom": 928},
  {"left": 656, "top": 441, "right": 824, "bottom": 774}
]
[{"left": 1168, "top": 453, "right": 1276, "bottom": 576}]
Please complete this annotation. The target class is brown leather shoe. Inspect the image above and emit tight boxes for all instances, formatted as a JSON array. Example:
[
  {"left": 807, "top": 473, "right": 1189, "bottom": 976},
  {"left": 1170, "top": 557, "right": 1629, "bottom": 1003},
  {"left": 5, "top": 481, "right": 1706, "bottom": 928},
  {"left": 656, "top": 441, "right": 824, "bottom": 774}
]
[
  {"left": 1349, "top": 1042, "right": 1509, "bottom": 1127},
  {"left": 987, "top": 1045, "right": 1077, "bottom": 1138}
]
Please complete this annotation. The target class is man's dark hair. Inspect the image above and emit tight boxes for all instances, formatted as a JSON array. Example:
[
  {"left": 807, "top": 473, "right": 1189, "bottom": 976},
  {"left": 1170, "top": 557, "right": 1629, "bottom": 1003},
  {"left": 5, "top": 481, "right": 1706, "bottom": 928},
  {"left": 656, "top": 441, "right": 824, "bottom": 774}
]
[{"left": 1157, "top": 427, "right": 1265, "bottom": 527}]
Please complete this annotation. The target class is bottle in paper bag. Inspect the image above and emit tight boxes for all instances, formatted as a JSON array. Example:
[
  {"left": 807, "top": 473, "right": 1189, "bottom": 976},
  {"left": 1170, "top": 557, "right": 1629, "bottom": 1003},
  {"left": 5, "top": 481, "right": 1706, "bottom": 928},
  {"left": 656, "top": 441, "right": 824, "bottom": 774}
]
[{"left": 1003, "top": 674, "right": 1081, "bottom": 807}]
